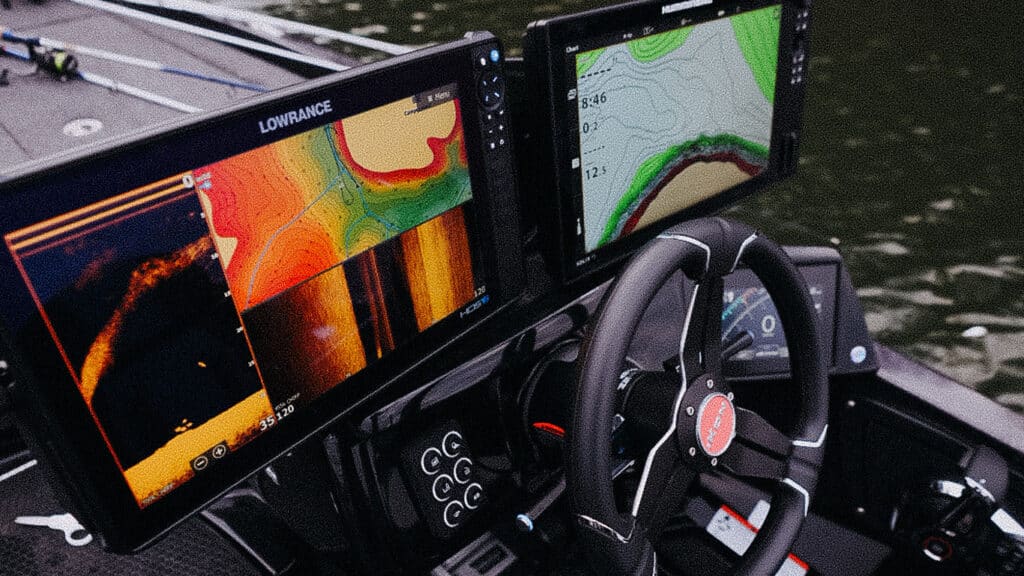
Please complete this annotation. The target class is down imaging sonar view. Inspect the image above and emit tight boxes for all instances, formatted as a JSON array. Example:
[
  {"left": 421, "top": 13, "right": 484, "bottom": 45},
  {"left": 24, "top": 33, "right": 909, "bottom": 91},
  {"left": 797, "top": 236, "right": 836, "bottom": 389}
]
[
  {"left": 576, "top": 4, "right": 781, "bottom": 251},
  {"left": 3, "top": 84, "right": 483, "bottom": 509}
]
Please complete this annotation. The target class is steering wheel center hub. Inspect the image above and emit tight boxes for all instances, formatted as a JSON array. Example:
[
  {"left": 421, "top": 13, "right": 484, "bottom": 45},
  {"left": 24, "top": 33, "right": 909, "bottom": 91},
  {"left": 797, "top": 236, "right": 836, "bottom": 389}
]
[{"left": 694, "top": 392, "right": 736, "bottom": 457}]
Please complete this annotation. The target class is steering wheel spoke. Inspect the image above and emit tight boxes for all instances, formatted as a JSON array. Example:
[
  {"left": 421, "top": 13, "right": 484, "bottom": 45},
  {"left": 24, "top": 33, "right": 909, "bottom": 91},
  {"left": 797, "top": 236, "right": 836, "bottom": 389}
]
[
  {"left": 680, "top": 277, "right": 725, "bottom": 384},
  {"left": 632, "top": 439, "right": 699, "bottom": 540},
  {"left": 734, "top": 407, "right": 793, "bottom": 458},
  {"left": 719, "top": 440, "right": 788, "bottom": 481}
]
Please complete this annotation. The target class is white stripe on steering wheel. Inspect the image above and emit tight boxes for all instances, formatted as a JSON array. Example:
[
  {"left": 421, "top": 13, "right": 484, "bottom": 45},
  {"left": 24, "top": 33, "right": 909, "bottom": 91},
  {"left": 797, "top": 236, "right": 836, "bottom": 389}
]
[
  {"left": 730, "top": 233, "right": 758, "bottom": 273},
  {"left": 793, "top": 425, "right": 828, "bottom": 448},
  {"left": 657, "top": 234, "right": 711, "bottom": 275},
  {"left": 782, "top": 478, "right": 811, "bottom": 516},
  {"left": 630, "top": 282, "right": 702, "bottom": 518}
]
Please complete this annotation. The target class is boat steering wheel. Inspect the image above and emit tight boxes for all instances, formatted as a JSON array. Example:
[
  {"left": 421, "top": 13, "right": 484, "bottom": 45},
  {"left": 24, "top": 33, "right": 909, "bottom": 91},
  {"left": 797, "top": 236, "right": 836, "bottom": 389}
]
[{"left": 568, "top": 217, "right": 830, "bottom": 574}]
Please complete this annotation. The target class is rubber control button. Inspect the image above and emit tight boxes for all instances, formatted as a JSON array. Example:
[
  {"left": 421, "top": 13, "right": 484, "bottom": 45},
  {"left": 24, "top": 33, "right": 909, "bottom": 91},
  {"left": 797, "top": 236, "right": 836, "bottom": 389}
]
[
  {"left": 421, "top": 447, "right": 443, "bottom": 475},
  {"left": 453, "top": 457, "right": 473, "bottom": 484},
  {"left": 465, "top": 483, "right": 484, "bottom": 509},
  {"left": 443, "top": 500, "right": 466, "bottom": 528},
  {"left": 477, "top": 72, "right": 505, "bottom": 109},
  {"left": 432, "top": 474, "right": 456, "bottom": 502},
  {"left": 442, "top": 431, "right": 464, "bottom": 457}
]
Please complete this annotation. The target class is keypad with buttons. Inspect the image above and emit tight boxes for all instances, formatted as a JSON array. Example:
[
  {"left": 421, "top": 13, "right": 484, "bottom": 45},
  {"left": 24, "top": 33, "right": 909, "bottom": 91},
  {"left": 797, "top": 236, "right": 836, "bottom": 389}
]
[
  {"left": 400, "top": 423, "right": 486, "bottom": 538},
  {"left": 473, "top": 43, "right": 510, "bottom": 152}
]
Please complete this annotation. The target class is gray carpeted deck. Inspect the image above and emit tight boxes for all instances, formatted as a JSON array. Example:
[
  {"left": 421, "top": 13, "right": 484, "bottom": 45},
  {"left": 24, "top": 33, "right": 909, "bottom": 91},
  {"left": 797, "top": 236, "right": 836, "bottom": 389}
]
[{"left": 0, "top": 0, "right": 353, "bottom": 172}]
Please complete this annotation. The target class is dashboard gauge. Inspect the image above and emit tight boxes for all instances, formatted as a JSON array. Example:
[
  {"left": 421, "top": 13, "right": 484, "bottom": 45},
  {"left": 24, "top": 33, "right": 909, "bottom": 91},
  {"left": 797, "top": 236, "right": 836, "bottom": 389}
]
[
  {"left": 720, "top": 265, "right": 838, "bottom": 377},
  {"left": 722, "top": 285, "right": 789, "bottom": 361}
]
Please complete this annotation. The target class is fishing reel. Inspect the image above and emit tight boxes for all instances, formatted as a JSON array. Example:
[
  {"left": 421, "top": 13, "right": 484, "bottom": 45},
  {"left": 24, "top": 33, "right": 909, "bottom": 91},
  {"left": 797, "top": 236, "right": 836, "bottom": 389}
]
[{"left": 28, "top": 45, "right": 77, "bottom": 80}]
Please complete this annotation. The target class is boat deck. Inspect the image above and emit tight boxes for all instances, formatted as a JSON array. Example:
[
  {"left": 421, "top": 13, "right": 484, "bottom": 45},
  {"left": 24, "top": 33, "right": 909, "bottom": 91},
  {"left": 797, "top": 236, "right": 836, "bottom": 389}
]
[{"left": 1, "top": 0, "right": 350, "bottom": 171}]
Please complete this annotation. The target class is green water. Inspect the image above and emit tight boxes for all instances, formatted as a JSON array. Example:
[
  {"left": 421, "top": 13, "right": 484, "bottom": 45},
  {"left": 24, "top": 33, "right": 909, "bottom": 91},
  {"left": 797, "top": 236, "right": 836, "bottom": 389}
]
[{"left": 260, "top": 0, "right": 1024, "bottom": 412}]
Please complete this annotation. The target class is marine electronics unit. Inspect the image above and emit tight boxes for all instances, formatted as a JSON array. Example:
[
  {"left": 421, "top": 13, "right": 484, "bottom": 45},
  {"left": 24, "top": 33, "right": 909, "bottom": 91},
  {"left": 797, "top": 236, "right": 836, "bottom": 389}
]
[
  {"left": 523, "top": 0, "right": 811, "bottom": 284},
  {"left": 0, "top": 33, "right": 523, "bottom": 551}
]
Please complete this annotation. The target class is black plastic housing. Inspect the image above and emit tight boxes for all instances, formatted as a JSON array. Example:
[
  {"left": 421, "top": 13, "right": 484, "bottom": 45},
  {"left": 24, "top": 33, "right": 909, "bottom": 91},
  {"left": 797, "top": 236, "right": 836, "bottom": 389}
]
[
  {"left": 521, "top": 0, "right": 812, "bottom": 284},
  {"left": 0, "top": 33, "right": 524, "bottom": 552}
]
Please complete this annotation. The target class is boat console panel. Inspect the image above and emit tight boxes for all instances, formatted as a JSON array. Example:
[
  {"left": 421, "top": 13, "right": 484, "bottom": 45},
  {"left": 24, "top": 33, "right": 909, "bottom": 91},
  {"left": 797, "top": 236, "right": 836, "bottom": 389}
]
[
  {"left": 0, "top": 33, "right": 524, "bottom": 551},
  {"left": 523, "top": 0, "right": 811, "bottom": 283}
]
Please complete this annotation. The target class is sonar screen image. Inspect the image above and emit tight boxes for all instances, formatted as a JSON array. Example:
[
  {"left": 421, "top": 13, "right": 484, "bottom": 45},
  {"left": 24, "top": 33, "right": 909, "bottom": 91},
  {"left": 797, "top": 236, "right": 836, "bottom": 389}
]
[
  {"left": 242, "top": 207, "right": 476, "bottom": 409},
  {"left": 196, "top": 85, "right": 479, "bottom": 413},
  {"left": 194, "top": 85, "right": 473, "bottom": 311},
  {"left": 4, "top": 175, "right": 273, "bottom": 507},
  {"left": 576, "top": 5, "right": 781, "bottom": 251},
  {"left": 2, "top": 85, "right": 482, "bottom": 509}
]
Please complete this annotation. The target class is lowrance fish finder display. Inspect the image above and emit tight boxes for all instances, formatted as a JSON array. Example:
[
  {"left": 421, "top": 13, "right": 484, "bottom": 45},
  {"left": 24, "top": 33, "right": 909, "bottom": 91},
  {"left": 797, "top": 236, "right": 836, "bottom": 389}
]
[
  {"left": 6, "top": 86, "right": 476, "bottom": 508},
  {"left": 525, "top": 0, "right": 810, "bottom": 282},
  {"left": 0, "top": 34, "right": 522, "bottom": 550}
]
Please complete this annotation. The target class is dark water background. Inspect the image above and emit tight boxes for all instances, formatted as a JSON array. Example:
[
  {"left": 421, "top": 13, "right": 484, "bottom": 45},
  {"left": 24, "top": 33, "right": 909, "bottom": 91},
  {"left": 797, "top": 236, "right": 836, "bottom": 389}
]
[{"left": 255, "top": 0, "right": 1024, "bottom": 411}]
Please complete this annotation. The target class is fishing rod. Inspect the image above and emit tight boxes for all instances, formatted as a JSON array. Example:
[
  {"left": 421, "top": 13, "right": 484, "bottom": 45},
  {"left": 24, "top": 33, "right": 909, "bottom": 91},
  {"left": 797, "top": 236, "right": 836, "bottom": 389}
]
[
  {"left": 1, "top": 27, "right": 268, "bottom": 92},
  {"left": 118, "top": 0, "right": 414, "bottom": 56},
  {"left": 69, "top": 0, "right": 349, "bottom": 72},
  {"left": 1, "top": 42, "right": 202, "bottom": 113}
]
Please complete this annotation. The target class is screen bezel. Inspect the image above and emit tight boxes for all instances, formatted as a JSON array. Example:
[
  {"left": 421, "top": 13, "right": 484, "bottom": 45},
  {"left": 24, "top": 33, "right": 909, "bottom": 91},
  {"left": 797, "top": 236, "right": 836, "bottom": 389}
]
[
  {"left": 525, "top": 0, "right": 808, "bottom": 284},
  {"left": 0, "top": 34, "right": 523, "bottom": 551}
]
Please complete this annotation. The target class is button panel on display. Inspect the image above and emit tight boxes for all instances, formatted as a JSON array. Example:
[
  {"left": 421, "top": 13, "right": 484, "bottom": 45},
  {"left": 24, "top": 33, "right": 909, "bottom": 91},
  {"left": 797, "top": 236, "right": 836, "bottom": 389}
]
[{"left": 473, "top": 43, "right": 510, "bottom": 152}]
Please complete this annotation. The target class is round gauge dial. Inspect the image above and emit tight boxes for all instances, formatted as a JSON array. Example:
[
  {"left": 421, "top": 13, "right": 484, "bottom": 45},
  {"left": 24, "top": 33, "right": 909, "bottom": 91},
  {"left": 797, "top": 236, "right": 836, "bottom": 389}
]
[
  {"left": 721, "top": 284, "right": 826, "bottom": 362},
  {"left": 722, "top": 287, "right": 786, "bottom": 361}
]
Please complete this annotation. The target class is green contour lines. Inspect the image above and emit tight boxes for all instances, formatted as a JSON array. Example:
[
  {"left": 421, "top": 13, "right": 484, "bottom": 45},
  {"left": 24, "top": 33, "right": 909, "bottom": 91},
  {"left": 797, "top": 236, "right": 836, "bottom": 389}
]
[
  {"left": 730, "top": 5, "right": 782, "bottom": 104},
  {"left": 627, "top": 27, "right": 693, "bottom": 63},
  {"left": 597, "top": 134, "right": 769, "bottom": 247},
  {"left": 576, "top": 48, "right": 606, "bottom": 78}
]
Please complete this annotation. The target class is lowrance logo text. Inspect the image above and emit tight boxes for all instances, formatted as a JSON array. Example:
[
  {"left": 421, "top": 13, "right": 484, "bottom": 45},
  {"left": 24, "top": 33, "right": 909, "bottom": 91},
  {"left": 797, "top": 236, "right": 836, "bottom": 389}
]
[
  {"left": 258, "top": 100, "right": 333, "bottom": 134},
  {"left": 662, "top": 0, "right": 712, "bottom": 15}
]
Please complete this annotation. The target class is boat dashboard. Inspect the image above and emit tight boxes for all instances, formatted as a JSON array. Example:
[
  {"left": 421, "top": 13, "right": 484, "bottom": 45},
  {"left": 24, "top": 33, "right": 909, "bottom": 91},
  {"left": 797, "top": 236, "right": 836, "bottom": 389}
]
[{"left": 1, "top": 1, "right": 1023, "bottom": 575}]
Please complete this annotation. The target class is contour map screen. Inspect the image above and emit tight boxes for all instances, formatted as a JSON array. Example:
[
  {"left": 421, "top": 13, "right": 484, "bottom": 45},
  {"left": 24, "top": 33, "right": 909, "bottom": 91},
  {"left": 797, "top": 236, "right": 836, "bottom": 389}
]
[
  {"left": 575, "top": 4, "right": 781, "bottom": 252},
  {"left": 3, "top": 84, "right": 483, "bottom": 508}
]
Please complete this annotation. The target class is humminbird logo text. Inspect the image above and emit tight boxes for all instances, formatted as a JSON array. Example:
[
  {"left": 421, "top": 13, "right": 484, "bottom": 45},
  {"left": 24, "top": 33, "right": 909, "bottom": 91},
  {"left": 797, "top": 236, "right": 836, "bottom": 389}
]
[
  {"left": 662, "top": 0, "right": 712, "bottom": 15},
  {"left": 258, "top": 100, "right": 333, "bottom": 134}
]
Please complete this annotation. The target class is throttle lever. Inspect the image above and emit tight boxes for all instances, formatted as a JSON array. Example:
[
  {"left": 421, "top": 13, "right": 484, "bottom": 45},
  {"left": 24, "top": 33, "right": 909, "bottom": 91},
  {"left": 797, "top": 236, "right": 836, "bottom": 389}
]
[{"left": 662, "top": 330, "right": 754, "bottom": 374}]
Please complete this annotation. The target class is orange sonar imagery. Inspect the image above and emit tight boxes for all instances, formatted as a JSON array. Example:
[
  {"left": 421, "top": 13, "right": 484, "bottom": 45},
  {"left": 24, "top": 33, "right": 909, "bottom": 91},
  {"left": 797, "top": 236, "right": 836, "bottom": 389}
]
[
  {"left": 195, "top": 88, "right": 472, "bottom": 311},
  {"left": 5, "top": 175, "right": 272, "bottom": 506},
  {"left": 243, "top": 206, "right": 476, "bottom": 409},
  {"left": 2, "top": 87, "right": 483, "bottom": 508}
]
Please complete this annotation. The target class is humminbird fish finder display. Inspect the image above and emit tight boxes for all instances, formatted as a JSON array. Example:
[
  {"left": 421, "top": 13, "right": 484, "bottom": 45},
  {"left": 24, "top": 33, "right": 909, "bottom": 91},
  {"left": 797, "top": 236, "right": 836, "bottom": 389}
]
[
  {"left": 0, "top": 33, "right": 522, "bottom": 550},
  {"left": 525, "top": 0, "right": 810, "bottom": 282}
]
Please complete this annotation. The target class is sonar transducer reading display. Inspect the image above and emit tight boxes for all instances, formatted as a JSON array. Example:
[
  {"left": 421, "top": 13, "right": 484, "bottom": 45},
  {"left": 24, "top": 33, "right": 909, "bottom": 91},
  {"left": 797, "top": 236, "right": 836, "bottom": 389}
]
[
  {"left": 6, "top": 84, "right": 478, "bottom": 509},
  {"left": 0, "top": 34, "right": 523, "bottom": 551},
  {"left": 524, "top": 0, "right": 810, "bottom": 283}
]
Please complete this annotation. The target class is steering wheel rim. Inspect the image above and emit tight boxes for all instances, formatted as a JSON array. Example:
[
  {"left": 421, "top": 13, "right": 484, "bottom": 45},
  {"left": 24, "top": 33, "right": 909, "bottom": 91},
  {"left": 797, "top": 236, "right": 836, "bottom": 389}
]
[{"left": 568, "top": 217, "right": 829, "bottom": 575}]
